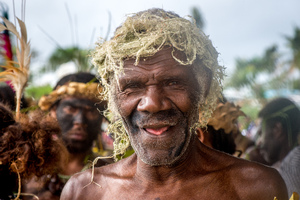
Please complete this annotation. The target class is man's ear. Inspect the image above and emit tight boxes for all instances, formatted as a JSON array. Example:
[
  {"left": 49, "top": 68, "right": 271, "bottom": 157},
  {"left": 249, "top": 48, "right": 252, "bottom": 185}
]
[
  {"left": 196, "top": 128, "right": 213, "bottom": 148},
  {"left": 196, "top": 128, "right": 204, "bottom": 142}
]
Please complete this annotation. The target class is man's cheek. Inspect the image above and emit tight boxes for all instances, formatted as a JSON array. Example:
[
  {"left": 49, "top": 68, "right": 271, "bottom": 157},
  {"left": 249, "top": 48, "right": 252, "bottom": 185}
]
[
  {"left": 87, "top": 119, "right": 101, "bottom": 131},
  {"left": 57, "top": 113, "right": 74, "bottom": 133},
  {"left": 116, "top": 97, "right": 137, "bottom": 119},
  {"left": 169, "top": 94, "right": 193, "bottom": 114}
]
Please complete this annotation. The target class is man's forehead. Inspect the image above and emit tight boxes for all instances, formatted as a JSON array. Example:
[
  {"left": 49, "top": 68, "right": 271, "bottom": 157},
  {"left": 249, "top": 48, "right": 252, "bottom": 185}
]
[
  {"left": 121, "top": 50, "right": 197, "bottom": 78},
  {"left": 124, "top": 47, "right": 189, "bottom": 67},
  {"left": 120, "top": 62, "right": 194, "bottom": 81}
]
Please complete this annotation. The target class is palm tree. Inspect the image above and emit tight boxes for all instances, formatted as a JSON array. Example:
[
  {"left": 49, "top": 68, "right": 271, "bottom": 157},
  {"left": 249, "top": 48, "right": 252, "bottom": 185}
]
[
  {"left": 285, "top": 27, "right": 300, "bottom": 90},
  {"left": 190, "top": 7, "right": 205, "bottom": 30},
  {"left": 39, "top": 46, "right": 91, "bottom": 73},
  {"left": 225, "top": 45, "right": 279, "bottom": 105},
  {"left": 285, "top": 27, "right": 300, "bottom": 70},
  {"left": 38, "top": 6, "right": 112, "bottom": 74}
]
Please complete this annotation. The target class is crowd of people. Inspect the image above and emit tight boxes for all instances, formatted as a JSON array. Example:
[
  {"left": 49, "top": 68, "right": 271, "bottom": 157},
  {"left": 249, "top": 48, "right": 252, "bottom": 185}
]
[{"left": 1, "top": 7, "right": 299, "bottom": 200}]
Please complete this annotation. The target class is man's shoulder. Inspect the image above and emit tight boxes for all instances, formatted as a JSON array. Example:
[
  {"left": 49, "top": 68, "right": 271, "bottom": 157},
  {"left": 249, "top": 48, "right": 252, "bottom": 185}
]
[
  {"left": 61, "top": 156, "right": 136, "bottom": 199},
  {"left": 199, "top": 149, "right": 288, "bottom": 199},
  {"left": 226, "top": 157, "right": 288, "bottom": 199},
  {"left": 67, "top": 155, "right": 136, "bottom": 185},
  {"left": 202, "top": 145, "right": 271, "bottom": 173},
  {"left": 219, "top": 154, "right": 282, "bottom": 181},
  {"left": 230, "top": 157, "right": 279, "bottom": 179}
]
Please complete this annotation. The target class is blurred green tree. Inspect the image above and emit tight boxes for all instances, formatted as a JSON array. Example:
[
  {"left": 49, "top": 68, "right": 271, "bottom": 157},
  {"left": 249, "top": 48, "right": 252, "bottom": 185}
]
[
  {"left": 191, "top": 6, "right": 205, "bottom": 30},
  {"left": 225, "top": 45, "right": 279, "bottom": 105},
  {"left": 226, "top": 26, "right": 300, "bottom": 106},
  {"left": 39, "top": 46, "right": 91, "bottom": 73},
  {"left": 286, "top": 27, "right": 300, "bottom": 70}
]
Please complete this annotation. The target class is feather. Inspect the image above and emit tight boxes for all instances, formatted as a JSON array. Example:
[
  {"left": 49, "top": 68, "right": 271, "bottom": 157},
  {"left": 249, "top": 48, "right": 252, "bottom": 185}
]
[
  {"left": 0, "top": 17, "right": 31, "bottom": 121},
  {"left": 1, "top": 17, "right": 19, "bottom": 37},
  {"left": 17, "top": 18, "right": 27, "bottom": 43}
]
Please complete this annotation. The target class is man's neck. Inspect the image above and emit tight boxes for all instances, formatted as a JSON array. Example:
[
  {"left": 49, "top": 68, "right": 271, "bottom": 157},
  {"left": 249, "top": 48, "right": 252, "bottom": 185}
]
[{"left": 134, "top": 134, "right": 198, "bottom": 184}]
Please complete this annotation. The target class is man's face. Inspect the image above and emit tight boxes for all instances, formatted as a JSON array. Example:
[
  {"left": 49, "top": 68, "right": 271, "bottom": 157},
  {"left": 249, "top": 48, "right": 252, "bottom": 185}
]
[
  {"left": 55, "top": 97, "right": 102, "bottom": 153},
  {"left": 115, "top": 48, "right": 208, "bottom": 166},
  {"left": 256, "top": 119, "right": 280, "bottom": 165}
]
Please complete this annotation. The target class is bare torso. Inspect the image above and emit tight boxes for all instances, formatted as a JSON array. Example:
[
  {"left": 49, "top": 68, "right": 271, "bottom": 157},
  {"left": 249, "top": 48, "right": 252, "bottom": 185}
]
[{"left": 61, "top": 140, "right": 288, "bottom": 200}]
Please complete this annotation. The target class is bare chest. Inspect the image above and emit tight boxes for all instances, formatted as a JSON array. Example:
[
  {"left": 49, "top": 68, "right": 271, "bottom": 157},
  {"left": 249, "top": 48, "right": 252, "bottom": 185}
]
[{"left": 77, "top": 177, "right": 242, "bottom": 200}]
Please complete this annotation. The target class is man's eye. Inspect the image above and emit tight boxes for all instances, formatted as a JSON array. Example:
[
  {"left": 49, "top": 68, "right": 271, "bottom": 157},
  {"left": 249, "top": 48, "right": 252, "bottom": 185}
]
[
  {"left": 168, "top": 81, "right": 178, "bottom": 86},
  {"left": 164, "top": 80, "right": 186, "bottom": 90},
  {"left": 126, "top": 83, "right": 139, "bottom": 88},
  {"left": 122, "top": 83, "right": 142, "bottom": 93},
  {"left": 63, "top": 106, "right": 76, "bottom": 114},
  {"left": 166, "top": 80, "right": 185, "bottom": 88},
  {"left": 85, "top": 108, "right": 99, "bottom": 119}
]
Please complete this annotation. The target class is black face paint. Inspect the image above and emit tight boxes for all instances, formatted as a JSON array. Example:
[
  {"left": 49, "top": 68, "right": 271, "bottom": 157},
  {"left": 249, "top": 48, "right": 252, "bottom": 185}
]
[{"left": 55, "top": 98, "right": 102, "bottom": 153}]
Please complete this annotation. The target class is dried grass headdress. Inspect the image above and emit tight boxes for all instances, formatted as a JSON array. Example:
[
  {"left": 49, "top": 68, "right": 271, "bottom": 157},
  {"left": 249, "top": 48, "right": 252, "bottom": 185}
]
[
  {"left": 92, "top": 8, "right": 225, "bottom": 158},
  {"left": 38, "top": 81, "right": 101, "bottom": 111}
]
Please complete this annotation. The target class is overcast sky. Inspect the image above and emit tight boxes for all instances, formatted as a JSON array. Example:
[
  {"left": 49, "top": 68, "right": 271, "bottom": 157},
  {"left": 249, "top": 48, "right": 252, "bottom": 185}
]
[{"left": 3, "top": 0, "right": 300, "bottom": 86}]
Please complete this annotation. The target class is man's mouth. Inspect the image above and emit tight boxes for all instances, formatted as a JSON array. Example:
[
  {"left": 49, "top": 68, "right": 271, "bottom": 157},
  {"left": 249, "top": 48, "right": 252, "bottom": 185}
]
[
  {"left": 68, "top": 131, "right": 87, "bottom": 140},
  {"left": 144, "top": 126, "right": 169, "bottom": 136}
]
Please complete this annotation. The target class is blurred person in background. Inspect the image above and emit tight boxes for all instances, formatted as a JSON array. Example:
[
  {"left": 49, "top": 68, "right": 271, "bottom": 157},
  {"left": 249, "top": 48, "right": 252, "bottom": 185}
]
[
  {"left": 23, "top": 72, "right": 112, "bottom": 200},
  {"left": 251, "top": 97, "right": 300, "bottom": 196},
  {"left": 0, "top": 102, "right": 67, "bottom": 200},
  {"left": 197, "top": 98, "right": 247, "bottom": 156}
]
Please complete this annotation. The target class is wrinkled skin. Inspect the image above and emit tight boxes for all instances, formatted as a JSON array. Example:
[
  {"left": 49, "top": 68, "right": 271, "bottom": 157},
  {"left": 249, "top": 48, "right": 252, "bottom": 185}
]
[
  {"left": 55, "top": 97, "right": 102, "bottom": 153},
  {"left": 61, "top": 48, "right": 288, "bottom": 200},
  {"left": 115, "top": 48, "right": 201, "bottom": 166}
]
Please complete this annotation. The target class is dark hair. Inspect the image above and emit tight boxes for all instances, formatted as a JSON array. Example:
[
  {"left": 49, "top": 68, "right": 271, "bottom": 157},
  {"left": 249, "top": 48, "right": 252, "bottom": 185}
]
[
  {"left": 259, "top": 97, "right": 300, "bottom": 145},
  {"left": 0, "top": 103, "right": 15, "bottom": 131},
  {"left": 207, "top": 125, "right": 236, "bottom": 155},
  {"left": 0, "top": 103, "right": 67, "bottom": 197},
  {"left": 54, "top": 72, "right": 99, "bottom": 89},
  {"left": 0, "top": 85, "right": 28, "bottom": 110}
]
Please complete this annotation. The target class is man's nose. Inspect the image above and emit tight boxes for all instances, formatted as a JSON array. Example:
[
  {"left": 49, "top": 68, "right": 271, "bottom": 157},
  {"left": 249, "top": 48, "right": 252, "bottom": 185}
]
[
  {"left": 137, "top": 86, "right": 172, "bottom": 113},
  {"left": 73, "top": 110, "right": 84, "bottom": 125}
]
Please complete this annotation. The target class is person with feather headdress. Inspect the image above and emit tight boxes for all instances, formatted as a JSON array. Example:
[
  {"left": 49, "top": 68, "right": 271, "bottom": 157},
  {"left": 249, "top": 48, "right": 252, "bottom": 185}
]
[
  {"left": 0, "top": 3, "right": 29, "bottom": 113},
  {"left": 0, "top": 6, "right": 69, "bottom": 200}
]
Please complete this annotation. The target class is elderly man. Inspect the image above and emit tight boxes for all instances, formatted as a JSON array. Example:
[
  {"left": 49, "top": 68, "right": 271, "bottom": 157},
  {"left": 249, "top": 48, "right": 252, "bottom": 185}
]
[
  {"left": 61, "top": 8, "right": 288, "bottom": 199},
  {"left": 24, "top": 72, "right": 111, "bottom": 199}
]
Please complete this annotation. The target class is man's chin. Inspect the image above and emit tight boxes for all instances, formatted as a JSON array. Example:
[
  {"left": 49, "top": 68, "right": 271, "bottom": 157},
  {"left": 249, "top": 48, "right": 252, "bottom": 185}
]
[
  {"left": 67, "top": 146, "right": 90, "bottom": 154},
  {"left": 135, "top": 145, "right": 184, "bottom": 166},
  {"left": 64, "top": 140, "right": 93, "bottom": 154}
]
